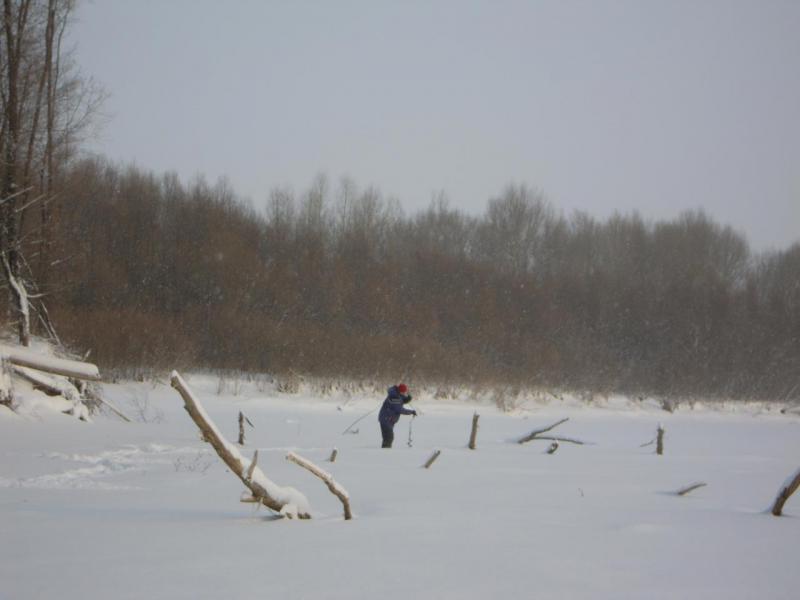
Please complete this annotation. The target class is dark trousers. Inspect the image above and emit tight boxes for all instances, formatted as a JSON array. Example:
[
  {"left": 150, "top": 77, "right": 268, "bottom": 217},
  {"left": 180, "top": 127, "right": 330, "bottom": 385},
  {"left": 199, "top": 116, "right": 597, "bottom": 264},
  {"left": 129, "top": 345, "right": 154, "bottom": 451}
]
[{"left": 380, "top": 423, "right": 395, "bottom": 448}]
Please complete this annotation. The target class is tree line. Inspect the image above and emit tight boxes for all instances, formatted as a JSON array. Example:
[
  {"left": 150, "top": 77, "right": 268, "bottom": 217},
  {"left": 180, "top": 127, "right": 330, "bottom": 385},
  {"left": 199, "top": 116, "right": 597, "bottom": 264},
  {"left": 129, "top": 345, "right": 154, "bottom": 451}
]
[
  {"left": 13, "top": 159, "right": 796, "bottom": 401},
  {"left": 2, "top": 1, "right": 797, "bottom": 402}
]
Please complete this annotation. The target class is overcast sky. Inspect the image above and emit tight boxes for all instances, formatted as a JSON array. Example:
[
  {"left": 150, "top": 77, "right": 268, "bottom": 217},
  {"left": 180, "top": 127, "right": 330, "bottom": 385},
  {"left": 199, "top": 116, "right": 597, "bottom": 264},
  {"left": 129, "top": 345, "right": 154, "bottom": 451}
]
[{"left": 71, "top": 0, "right": 799, "bottom": 250}]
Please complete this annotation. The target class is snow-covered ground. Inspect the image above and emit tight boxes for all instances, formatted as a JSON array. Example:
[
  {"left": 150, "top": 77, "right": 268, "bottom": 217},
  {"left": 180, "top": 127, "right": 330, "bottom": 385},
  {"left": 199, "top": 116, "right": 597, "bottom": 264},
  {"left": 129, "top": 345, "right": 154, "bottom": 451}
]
[{"left": 1, "top": 374, "right": 799, "bottom": 599}]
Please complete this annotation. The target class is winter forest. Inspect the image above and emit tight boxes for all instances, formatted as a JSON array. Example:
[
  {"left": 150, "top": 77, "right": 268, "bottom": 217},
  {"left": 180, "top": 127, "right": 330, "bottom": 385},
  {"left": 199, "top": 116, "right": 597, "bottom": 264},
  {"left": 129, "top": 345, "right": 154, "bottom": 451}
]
[{"left": 0, "top": 0, "right": 798, "bottom": 404}]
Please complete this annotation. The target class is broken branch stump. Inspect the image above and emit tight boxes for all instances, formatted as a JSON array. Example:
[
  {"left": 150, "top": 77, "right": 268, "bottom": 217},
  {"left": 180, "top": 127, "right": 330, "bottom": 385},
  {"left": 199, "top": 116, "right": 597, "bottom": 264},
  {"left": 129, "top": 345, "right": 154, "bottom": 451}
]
[
  {"left": 423, "top": 450, "right": 441, "bottom": 469},
  {"left": 468, "top": 413, "right": 479, "bottom": 450},
  {"left": 771, "top": 467, "right": 800, "bottom": 516},
  {"left": 286, "top": 451, "right": 352, "bottom": 520}
]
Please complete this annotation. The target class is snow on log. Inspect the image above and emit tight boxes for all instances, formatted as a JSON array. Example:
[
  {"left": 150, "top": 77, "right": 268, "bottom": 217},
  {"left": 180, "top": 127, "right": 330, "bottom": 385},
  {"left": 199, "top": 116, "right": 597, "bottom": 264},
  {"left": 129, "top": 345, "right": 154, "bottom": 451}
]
[
  {"left": 286, "top": 451, "right": 352, "bottom": 520},
  {"left": 170, "top": 371, "right": 311, "bottom": 519},
  {"left": 771, "top": 467, "right": 800, "bottom": 516},
  {"left": 468, "top": 412, "right": 479, "bottom": 450},
  {"left": 0, "top": 344, "right": 100, "bottom": 380}
]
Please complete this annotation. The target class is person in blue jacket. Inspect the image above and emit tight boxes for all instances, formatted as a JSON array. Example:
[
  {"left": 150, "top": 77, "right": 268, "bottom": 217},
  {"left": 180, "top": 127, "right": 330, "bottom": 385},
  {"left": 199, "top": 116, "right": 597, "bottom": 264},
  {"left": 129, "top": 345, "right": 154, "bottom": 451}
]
[{"left": 378, "top": 383, "right": 416, "bottom": 448}]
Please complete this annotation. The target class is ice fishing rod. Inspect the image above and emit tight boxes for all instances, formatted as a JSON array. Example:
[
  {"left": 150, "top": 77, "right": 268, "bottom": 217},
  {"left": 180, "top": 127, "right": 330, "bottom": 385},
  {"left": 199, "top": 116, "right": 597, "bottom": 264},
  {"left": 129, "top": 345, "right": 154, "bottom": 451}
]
[{"left": 341, "top": 406, "right": 378, "bottom": 435}]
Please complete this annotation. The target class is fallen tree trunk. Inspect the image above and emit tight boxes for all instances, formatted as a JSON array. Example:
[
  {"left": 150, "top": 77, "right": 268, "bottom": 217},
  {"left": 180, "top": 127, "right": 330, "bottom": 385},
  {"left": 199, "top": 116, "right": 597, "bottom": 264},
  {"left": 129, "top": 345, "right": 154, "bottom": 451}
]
[
  {"left": 170, "top": 371, "right": 311, "bottom": 519},
  {"left": 0, "top": 344, "right": 100, "bottom": 380},
  {"left": 287, "top": 451, "right": 352, "bottom": 520},
  {"left": 771, "top": 467, "right": 800, "bottom": 516}
]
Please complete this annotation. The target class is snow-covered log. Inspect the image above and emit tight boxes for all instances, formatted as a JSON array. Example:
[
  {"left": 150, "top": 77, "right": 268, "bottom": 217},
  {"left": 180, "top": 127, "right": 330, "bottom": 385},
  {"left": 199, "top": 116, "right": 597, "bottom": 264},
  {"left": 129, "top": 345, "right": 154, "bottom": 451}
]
[
  {"left": 468, "top": 413, "right": 479, "bottom": 450},
  {"left": 0, "top": 344, "right": 100, "bottom": 380},
  {"left": 771, "top": 467, "right": 800, "bottom": 516},
  {"left": 170, "top": 371, "right": 311, "bottom": 519},
  {"left": 287, "top": 451, "right": 352, "bottom": 520}
]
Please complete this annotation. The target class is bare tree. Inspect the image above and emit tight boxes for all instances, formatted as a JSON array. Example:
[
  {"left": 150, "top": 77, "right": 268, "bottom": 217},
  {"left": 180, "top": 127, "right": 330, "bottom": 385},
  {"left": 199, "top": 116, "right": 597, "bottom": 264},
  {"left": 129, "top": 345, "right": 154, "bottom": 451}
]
[{"left": 1, "top": 0, "right": 104, "bottom": 345}]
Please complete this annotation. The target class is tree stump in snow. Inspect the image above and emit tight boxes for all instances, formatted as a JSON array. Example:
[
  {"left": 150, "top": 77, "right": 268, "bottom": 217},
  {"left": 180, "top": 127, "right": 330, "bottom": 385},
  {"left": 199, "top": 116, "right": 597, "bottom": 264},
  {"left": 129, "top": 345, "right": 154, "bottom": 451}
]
[
  {"left": 771, "top": 467, "right": 800, "bottom": 516},
  {"left": 468, "top": 413, "right": 479, "bottom": 450}
]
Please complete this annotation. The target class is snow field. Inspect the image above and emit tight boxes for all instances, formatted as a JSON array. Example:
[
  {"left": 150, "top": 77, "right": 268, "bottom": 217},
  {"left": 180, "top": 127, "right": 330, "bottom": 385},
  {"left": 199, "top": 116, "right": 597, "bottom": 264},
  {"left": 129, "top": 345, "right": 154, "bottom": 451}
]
[{"left": 1, "top": 375, "right": 798, "bottom": 599}]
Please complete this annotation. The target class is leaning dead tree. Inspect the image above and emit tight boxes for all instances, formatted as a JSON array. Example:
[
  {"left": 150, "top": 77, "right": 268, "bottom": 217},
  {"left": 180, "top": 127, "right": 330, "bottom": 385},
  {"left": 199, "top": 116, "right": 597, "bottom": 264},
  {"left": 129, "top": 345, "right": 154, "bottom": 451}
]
[
  {"left": 170, "top": 371, "right": 311, "bottom": 519},
  {"left": 771, "top": 467, "right": 800, "bottom": 517},
  {"left": 287, "top": 451, "right": 352, "bottom": 520},
  {"left": 468, "top": 413, "right": 479, "bottom": 450},
  {"left": 517, "top": 417, "right": 585, "bottom": 445}
]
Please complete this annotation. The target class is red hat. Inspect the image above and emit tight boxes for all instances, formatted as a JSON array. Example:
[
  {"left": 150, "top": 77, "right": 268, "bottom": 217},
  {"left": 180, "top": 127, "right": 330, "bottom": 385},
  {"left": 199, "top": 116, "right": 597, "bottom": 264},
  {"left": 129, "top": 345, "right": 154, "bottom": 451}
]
[{"left": 397, "top": 383, "right": 408, "bottom": 394}]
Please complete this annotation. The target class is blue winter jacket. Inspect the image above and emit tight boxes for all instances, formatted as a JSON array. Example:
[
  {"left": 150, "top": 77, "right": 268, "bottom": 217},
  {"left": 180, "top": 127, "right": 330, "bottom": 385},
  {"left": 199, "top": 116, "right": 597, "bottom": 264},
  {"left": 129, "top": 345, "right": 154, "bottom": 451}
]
[{"left": 378, "top": 386, "right": 414, "bottom": 427}]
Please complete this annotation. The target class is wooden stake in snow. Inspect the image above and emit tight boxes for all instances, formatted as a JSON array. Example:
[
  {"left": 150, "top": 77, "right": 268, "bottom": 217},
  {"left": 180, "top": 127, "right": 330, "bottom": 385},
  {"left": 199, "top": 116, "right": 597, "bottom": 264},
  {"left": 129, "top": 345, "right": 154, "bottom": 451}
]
[
  {"left": 423, "top": 450, "right": 441, "bottom": 469},
  {"left": 771, "top": 467, "right": 800, "bottom": 516},
  {"left": 656, "top": 424, "right": 665, "bottom": 456},
  {"left": 468, "top": 412, "right": 479, "bottom": 450},
  {"left": 329, "top": 448, "right": 338, "bottom": 463},
  {"left": 287, "top": 451, "right": 352, "bottom": 520},
  {"left": 170, "top": 371, "right": 311, "bottom": 519},
  {"left": 675, "top": 482, "right": 706, "bottom": 496}
]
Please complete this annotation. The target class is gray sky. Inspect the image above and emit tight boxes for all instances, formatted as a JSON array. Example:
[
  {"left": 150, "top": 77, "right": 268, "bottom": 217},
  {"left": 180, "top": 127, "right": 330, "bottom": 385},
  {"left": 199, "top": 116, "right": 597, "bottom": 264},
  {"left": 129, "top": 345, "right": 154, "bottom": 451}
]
[{"left": 72, "top": 0, "right": 799, "bottom": 250}]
